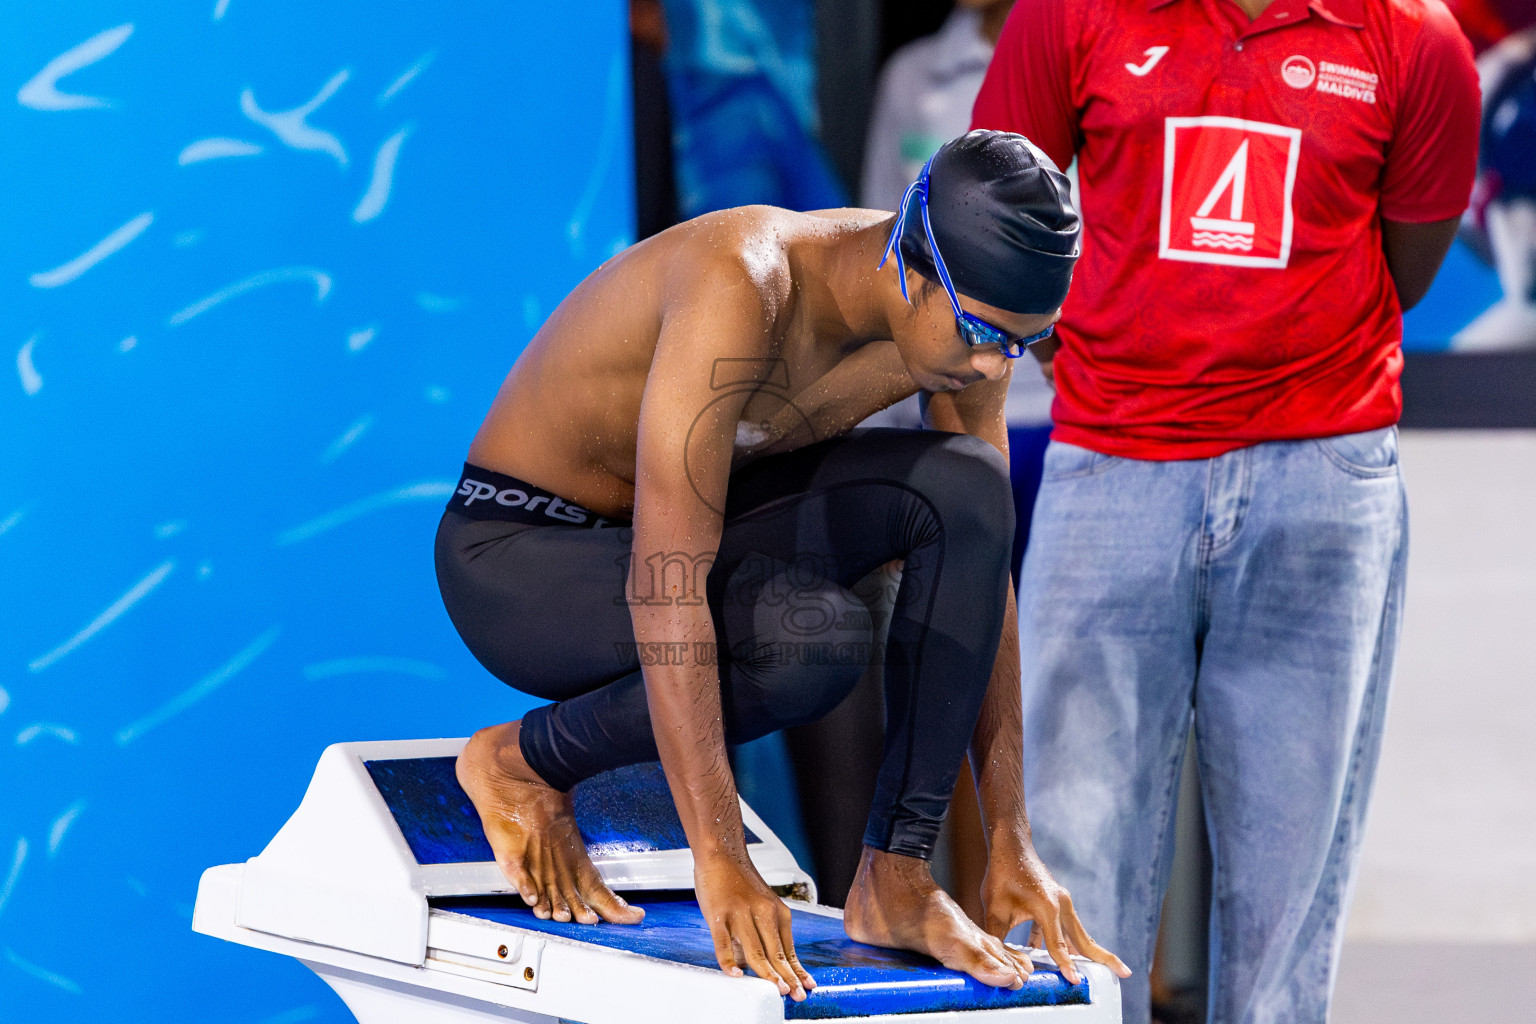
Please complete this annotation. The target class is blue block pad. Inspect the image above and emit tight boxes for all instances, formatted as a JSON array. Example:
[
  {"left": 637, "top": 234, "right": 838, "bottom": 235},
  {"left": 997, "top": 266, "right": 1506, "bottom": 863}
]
[
  {"left": 432, "top": 895, "right": 1090, "bottom": 1019},
  {"left": 364, "top": 758, "right": 757, "bottom": 865}
]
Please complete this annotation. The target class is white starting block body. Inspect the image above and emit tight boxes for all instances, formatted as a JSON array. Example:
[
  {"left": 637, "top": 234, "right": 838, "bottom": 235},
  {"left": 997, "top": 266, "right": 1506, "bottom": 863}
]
[{"left": 193, "top": 739, "right": 1122, "bottom": 1023}]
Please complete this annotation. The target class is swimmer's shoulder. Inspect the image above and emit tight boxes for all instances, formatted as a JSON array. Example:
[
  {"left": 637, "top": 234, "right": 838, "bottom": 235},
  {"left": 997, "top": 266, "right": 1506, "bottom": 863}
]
[
  {"left": 637, "top": 206, "right": 800, "bottom": 317},
  {"left": 604, "top": 206, "right": 891, "bottom": 335}
]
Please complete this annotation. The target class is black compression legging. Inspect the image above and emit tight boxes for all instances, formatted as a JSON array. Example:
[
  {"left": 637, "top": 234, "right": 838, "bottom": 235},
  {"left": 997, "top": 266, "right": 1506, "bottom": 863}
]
[{"left": 434, "top": 428, "right": 1013, "bottom": 859}]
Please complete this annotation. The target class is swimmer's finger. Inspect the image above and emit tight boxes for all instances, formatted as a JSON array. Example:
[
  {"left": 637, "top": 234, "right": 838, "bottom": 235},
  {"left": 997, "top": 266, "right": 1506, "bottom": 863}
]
[
  {"left": 1038, "top": 908, "right": 1081, "bottom": 985},
  {"left": 752, "top": 905, "right": 806, "bottom": 1000},
  {"left": 709, "top": 917, "right": 746, "bottom": 978},
  {"left": 738, "top": 912, "right": 792, "bottom": 996},
  {"left": 1060, "top": 896, "right": 1130, "bottom": 979},
  {"left": 773, "top": 903, "right": 815, "bottom": 992}
]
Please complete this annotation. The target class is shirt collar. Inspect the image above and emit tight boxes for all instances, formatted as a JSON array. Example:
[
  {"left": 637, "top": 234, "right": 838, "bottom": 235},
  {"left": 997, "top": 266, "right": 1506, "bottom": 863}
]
[{"left": 1146, "top": 0, "right": 1365, "bottom": 28}]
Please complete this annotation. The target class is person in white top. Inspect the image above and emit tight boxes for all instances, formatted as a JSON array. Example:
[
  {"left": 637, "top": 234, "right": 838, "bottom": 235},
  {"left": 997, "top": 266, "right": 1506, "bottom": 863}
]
[{"left": 862, "top": 4, "right": 1011, "bottom": 214}]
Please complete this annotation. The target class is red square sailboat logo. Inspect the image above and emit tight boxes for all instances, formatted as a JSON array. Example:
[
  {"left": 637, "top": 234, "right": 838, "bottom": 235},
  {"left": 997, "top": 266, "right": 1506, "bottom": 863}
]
[{"left": 1159, "top": 116, "right": 1302, "bottom": 269}]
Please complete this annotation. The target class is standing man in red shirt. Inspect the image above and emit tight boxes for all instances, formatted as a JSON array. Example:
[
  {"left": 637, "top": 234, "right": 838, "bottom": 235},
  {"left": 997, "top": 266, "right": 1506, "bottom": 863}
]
[{"left": 972, "top": 1, "right": 1478, "bottom": 1021}]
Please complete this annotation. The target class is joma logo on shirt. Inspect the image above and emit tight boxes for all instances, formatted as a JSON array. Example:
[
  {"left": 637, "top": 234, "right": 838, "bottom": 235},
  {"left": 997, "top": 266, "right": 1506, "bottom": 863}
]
[{"left": 1159, "top": 116, "right": 1301, "bottom": 269}]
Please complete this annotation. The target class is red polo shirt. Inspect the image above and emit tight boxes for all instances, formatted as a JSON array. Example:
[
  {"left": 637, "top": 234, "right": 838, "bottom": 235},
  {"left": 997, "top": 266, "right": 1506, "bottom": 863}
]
[{"left": 972, "top": 0, "right": 1479, "bottom": 459}]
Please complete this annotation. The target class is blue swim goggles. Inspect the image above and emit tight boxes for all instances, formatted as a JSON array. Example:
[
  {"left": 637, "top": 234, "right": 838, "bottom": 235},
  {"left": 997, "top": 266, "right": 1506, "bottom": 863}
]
[{"left": 878, "top": 157, "right": 1054, "bottom": 359}]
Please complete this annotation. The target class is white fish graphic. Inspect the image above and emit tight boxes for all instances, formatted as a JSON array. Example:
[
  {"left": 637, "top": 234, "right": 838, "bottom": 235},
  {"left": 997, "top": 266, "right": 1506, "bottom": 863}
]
[
  {"left": 17, "top": 23, "right": 134, "bottom": 111},
  {"left": 15, "top": 724, "right": 79, "bottom": 746},
  {"left": 16, "top": 337, "right": 41, "bottom": 395},
  {"left": 29, "top": 211, "right": 153, "bottom": 288},
  {"left": 276, "top": 481, "right": 454, "bottom": 546},
  {"left": 378, "top": 51, "right": 434, "bottom": 106},
  {"left": 28, "top": 560, "right": 175, "bottom": 672},
  {"left": 178, "top": 137, "right": 263, "bottom": 165},
  {"left": 353, "top": 127, "right": 410, "bottom": 222},
  {"left": 241, "top": 69, "right": 350, "bottom": 167},
  {"left": 47, "top": 802, "right": 86, "bottom": 857},
  {"left": 116, "top": 627, "right": 282, "bottom": 746},
  {"left": 321, "top": 415, "right": 373, "bottom": 463},
  {"left": 168, "top": 266, "right": 331, "bottom": 326}
]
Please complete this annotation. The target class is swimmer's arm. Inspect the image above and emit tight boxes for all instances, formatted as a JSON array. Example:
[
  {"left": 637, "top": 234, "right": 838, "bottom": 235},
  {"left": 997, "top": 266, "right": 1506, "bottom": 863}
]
[
  {"left": 630, "top": 268, "right": 812, "bottom": 999},
  {"left": 923, "top": 365, "right": 1010, "bottom": 453}
]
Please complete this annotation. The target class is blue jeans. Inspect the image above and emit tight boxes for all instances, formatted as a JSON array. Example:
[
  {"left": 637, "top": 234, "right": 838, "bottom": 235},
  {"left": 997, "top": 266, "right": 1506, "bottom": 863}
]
[{"left": 1015, "top": 429, "right": 1407, "bottom": 1024}]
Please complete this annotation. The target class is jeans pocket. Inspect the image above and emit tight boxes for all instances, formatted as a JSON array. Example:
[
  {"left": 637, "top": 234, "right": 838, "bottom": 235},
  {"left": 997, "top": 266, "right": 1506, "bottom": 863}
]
[
  {"left": 1317, "top": 426, "right": 1399, "bottom": 478},
  {"left": 1042, "top": 441, "right": 1121, "bottom": 480}
]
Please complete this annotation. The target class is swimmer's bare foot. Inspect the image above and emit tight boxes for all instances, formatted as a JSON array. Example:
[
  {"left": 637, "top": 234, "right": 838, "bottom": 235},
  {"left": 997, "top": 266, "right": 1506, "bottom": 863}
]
[
  {"left": 456, "top": 721, "right": 644, "bottom": 926},
  {"left": 843, "top": 846, "right": 1033, "bottom": 989}
]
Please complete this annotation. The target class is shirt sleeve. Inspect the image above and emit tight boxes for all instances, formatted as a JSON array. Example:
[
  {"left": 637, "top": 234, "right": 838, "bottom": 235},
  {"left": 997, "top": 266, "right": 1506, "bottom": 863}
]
[
  {"left": 969, "top": 0, "right": 1079, "bottom": 172},
  {"left": 1379, "top": 2, "right": 1482, "bottom": 223}
]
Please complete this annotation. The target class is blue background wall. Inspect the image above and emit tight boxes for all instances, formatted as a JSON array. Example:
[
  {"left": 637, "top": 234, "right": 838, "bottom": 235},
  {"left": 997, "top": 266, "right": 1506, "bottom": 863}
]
[{"left": 0, "top": 3, "right": 631, "bottom": 1020}]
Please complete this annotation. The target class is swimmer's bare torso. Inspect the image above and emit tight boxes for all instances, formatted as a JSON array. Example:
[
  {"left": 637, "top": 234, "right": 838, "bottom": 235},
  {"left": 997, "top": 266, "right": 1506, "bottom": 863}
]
[{"left": 469, "top": 207, "right": 968, "bottom": 517}]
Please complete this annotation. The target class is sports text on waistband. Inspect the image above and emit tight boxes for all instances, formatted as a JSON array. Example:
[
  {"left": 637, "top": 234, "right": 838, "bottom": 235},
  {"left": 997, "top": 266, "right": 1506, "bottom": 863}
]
[{"left": 446, "top": 464, "right": 629, "bottom": 528}]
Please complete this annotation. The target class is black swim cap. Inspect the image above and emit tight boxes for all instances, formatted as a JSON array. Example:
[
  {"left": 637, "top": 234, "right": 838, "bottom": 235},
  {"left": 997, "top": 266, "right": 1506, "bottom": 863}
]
[{"left": 895, "top": 130, "right": 1080, "bottom": 315}]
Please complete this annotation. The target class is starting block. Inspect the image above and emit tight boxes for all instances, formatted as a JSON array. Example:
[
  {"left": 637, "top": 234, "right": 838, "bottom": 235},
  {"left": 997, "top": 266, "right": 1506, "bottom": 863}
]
[{"left": 193, "top": 739, "right": 1122, "bottom": 1023}]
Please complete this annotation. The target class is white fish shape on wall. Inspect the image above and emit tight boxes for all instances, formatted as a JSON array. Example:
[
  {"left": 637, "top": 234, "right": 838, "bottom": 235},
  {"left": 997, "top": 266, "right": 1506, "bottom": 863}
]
[
  {"left": 240, "top": 70, "right": 351, "bottom": 167},
  {"left": 17, "top": 23, "right": 134, "bottom": 111},
  {"left": 28, "top": 212, "right": 153, "bottom": 288}
]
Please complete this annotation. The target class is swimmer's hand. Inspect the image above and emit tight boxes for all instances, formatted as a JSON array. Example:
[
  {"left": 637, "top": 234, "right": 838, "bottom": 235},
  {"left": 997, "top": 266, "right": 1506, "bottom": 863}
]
[
  {"left": 979, "top": 838, "right": 1131, "bottom": 986},
  {"left": 696, "top": 853, "right": 814, "bottom": 1001}
]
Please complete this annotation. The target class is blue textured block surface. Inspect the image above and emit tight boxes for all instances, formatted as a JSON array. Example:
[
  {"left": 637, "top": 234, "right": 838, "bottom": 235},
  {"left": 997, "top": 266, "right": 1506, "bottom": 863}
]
[
  {"left": 365, "top": 758, "right": 757, "bottom": 864},
  {"left": 431, "top": 895, "right": 1090, "bottom": 1019}
]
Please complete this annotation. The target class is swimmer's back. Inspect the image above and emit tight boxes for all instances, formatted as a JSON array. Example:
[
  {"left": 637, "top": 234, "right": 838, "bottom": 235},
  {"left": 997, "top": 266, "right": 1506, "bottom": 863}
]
[{"left": 467, "top": 205, "right": 898, "bottom": 519}]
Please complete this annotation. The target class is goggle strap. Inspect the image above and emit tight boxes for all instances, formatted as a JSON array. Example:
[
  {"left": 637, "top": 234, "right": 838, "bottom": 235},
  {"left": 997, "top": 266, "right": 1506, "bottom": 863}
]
[
  {"left": 878, "top": 174, "right": 925, "bottom": 305},
  {"left": 919, "top": 195, "right": 967, "bottom": 321}
]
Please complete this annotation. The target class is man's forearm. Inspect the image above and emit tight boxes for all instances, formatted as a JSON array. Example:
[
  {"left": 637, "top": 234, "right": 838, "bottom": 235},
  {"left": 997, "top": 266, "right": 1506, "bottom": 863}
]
[
  {"left": 626, "top": 488, "right": 746, "bottom": 865},
  {"left": 968, "top": 583, "right": 1031, "bottom": 853},
  {"left": 631, "top": 596, "right": 750, "bottom": 863}
]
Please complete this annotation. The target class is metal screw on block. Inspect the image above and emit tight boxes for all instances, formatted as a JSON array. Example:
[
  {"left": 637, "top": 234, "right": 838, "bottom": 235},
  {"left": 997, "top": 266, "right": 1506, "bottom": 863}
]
[
  {"left": 498, "top": 945, "right": 509, "bottom": 959},
  {"left": 524, "top": 967, "right": 535, "bottom": 981}
]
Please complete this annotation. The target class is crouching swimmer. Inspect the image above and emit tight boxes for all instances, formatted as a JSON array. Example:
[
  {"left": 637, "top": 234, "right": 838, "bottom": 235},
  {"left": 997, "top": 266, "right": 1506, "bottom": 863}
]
[{"left": 435, "top": 130, "right": 1132, "bottom": 999}]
